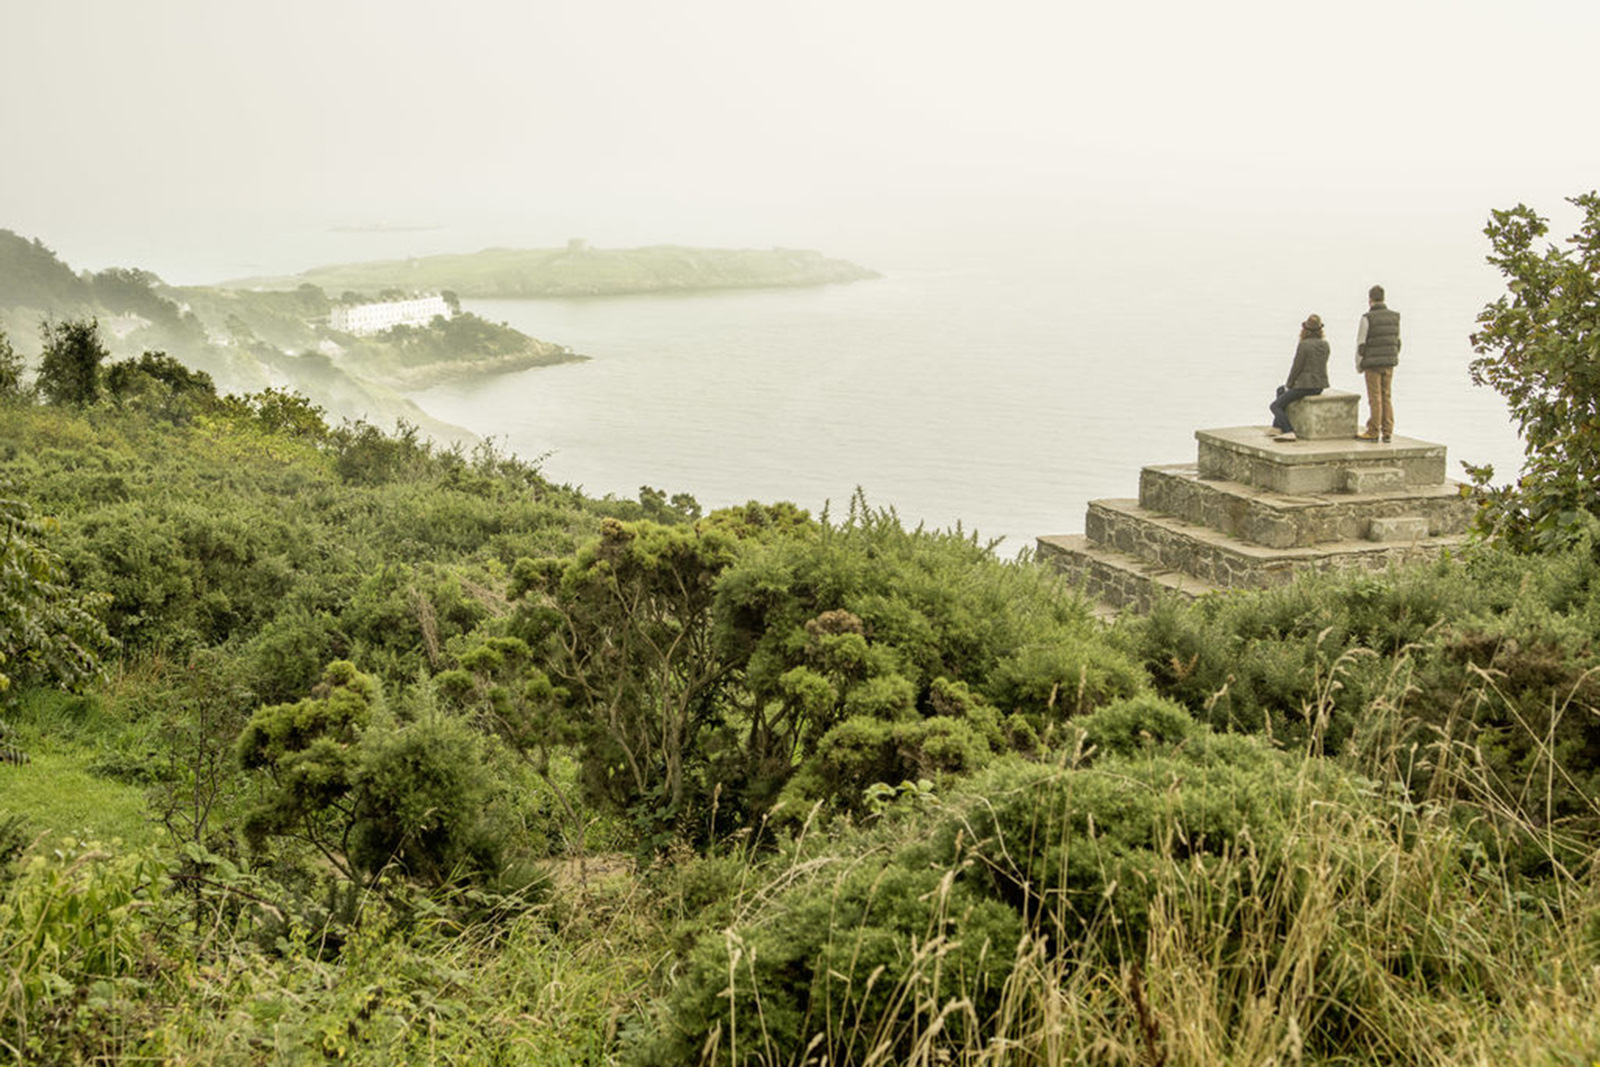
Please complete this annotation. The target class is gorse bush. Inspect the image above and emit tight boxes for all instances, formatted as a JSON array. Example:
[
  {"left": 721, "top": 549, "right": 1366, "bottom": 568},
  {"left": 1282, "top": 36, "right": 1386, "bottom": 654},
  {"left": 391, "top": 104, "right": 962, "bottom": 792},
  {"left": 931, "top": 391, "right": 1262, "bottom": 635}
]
[
  {"left": 0, "top": 401, "right": 609, "bottom": 684},
  {"left": 502, "top": 496, "right": 1136, "bottom": 849},
  {"left": 1116, "top": 534, "right": 1600, "bottom": 872},
  {"left": 237, "top": 660, "right": 507, "bottom": 889},
  {"left": 0, "top": 483, "right": 113, "bottom": 698},
  {"left": 630, "top": 696, "right": 1554, "bottom": 1066}
]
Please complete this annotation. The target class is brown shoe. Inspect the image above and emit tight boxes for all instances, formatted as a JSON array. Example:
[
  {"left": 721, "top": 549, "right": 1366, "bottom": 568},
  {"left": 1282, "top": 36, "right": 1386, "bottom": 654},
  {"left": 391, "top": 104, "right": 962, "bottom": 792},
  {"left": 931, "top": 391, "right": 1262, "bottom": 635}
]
[{"left": 1356, "top": 431, "right": 1381, "bottom": 441}]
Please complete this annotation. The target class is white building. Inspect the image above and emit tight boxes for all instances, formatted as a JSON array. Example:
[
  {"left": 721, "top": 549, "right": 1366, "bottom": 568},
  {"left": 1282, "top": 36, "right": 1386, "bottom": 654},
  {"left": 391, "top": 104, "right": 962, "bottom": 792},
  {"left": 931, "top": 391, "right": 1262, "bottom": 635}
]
[{"left": 330, "top": 294, "right": 452, "bottom": 335}]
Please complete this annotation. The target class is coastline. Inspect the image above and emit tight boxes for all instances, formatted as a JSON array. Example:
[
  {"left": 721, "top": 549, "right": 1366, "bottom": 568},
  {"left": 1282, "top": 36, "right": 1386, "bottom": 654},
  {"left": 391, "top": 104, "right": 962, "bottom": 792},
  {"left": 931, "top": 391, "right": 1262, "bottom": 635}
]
[
  {"left": 357, "top": 343, "right": 588, "bottom": 391},
  {"left": 221, "top": 245, "right": 881, "bottom": 299}
]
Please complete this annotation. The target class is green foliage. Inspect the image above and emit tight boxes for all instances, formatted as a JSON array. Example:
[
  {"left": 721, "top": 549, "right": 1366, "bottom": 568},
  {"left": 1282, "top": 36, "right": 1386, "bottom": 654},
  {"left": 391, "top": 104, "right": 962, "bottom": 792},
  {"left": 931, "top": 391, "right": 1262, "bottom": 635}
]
[
  {"left": 103, "top": 349, "right": 217, "bottom": 422},
  {"left": 630, "top": 844, "right": 1021, "bottom": 1066},
  {"left": 349, "top": 708, "right": 502, "bottom": 886},
  {"left": 1467, "top": 192, "right": 1600, "bottom": 550},
  {"left": 434, "top": 631, "right": 592, "bottom": 856},
  {"left": 0, "top": 326, "right": 24, "bottom": 398},
  {"left": 220, "top": 385, "right": 333, "bottom": 441},
  {"left": 0, "top": 230, "right": 88, "bottom": 309},
  {"left": 504, "top": 498, "right": 1139, "bottom": 848},
  {"left": 1112, "top": 562, "right": 1457, "bottom": 749},
  {"left": 711, "top": 498, "right": 1138, "bottom": 825},
  {"left": 0, "top": 486, "right": 113, "bottom": 696},
  {"left": 237, "top": 661, "right": 508, "bottom": 888},
  {"left": 331, "top": 419, "right": 434, "bottom": 485},
  {"left": 374, "top": 311, "right": 538, "bottom": 365},
  {"left": 510, "top": 517, "right": 743, "bottom": 843},
  {"left": 778, "top": 713, "right": 993, "bottom": 819},
  {"left": 1074, "top": 691, "right": 1198, "bottom": 755},
  {"left": 629, "top": 716, "right": 1340, "bottom": 1066},
  {"left": 236, "top": 660, "right": 379, "bottom": 879},
  {"left": 637, "top": 484, "right": 704, "bottom": 524},
  {"left": 1116, "top": 540, "right": 1600, "bottom": 869},
  {"left": 0, "top": 840, "right": 169, "bottom": 1060},
  {"left": 0, "top": 402, "right": 596, "bottom": 677},
  {"left": 34, "top": 317, "right": 110, "bottom": 407},
  {"left": 90, "top": 268, "right": 202, "bottom": 346}
]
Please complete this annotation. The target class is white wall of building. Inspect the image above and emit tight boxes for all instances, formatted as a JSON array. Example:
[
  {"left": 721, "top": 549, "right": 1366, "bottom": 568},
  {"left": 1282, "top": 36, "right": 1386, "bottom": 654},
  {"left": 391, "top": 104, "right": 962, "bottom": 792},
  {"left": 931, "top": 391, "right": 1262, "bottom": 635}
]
[{"left": 330, "top": 295, "right": 452, "bottom": 335}]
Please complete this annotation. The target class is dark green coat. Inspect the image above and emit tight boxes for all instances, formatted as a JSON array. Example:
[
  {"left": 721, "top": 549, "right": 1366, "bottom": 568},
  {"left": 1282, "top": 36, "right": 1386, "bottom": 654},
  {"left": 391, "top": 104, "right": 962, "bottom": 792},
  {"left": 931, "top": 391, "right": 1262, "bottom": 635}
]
[{"left": 1287, "top": 338, "right": 1330, "bottom": 389}]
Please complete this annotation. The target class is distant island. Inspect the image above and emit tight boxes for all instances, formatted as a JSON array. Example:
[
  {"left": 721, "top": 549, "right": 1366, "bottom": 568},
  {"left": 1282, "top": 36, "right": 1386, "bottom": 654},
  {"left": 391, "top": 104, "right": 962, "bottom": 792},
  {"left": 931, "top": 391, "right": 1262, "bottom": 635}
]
[{"left": 221, "top": 240, "right": 881, "bottom": 298}]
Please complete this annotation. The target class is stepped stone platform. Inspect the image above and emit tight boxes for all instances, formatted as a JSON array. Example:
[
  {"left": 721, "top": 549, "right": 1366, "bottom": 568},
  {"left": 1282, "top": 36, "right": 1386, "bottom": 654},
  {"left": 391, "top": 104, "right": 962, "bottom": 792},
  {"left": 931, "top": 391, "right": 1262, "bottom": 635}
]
[{"left": 1039, "top": 425, "right": 1474, "bottom": 614}]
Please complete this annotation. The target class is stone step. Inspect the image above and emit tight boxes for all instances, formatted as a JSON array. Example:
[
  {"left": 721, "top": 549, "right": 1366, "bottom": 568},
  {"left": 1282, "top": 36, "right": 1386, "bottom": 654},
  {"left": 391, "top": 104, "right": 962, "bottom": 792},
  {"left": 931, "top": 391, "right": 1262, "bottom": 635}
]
[
  {"left": 1368, "top": 516, "right": 1432, "bottom": 542},
  {"left": 1084, "top": 499, "right": 1466, "bottom": 590},
  {"left": 1138, "top": 464, "right": 1474, "bottom": 549},
  {"left": 1196, "top": 426, "right": 1448, "bottom": 495},
  {"left": 1035, "top": 534, "right": 1226, "bottom": 614},
  {"left": 1343, "top": 466, "right": 1409, "bottom": 492}
]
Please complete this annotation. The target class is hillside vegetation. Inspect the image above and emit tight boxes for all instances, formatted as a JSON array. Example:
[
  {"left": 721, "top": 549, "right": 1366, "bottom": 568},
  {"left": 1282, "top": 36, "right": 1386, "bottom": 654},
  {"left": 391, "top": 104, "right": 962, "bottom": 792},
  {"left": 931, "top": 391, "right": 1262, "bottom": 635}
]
[
  {"left": 3, "top": 197, "right": 1600, "bottom": 1063},
  {"left": 221, "top": 243, "right": 882, "bottom": 298},
  {"left": 0, "top": 230, "right": 580, "bottom": 437}
]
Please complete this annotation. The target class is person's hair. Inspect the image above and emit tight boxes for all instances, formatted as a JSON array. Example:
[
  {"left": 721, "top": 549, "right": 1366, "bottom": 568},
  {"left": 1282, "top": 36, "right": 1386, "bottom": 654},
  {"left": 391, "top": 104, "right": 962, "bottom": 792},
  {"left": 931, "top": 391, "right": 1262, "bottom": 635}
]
[
  {"left": 1369, "top": 284, "right": 1385, "bottom": 303},
  {"left": 1300, "top": 313, "right": 1324, "bottom": 340}
]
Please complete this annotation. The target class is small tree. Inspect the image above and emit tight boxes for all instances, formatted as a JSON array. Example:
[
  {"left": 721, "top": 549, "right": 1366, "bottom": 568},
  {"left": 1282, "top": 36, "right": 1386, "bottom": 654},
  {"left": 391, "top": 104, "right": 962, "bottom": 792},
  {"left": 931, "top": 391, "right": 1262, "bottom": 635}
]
[
  {"left": 35, "top": 317, "right": 109, "bottom": 407},
  {"left": 104, "top": 350, "right": 217, "bottom": 422},
  {"left": 1468, "top": 192, "right": 1600, "bottom": 549},
  {"left": 0, "top": 327, "right": 25, "bottom": 398},
  {"left": 509, "top": 518, "right": 741, "bottom": 843}
]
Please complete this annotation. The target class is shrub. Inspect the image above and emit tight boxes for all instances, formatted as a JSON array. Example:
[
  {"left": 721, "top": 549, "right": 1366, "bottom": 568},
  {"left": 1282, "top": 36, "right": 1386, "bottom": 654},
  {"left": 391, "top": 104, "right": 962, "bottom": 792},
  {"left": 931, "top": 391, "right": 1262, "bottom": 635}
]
[
  {"left": 350, "top": 711, "right": 503, "bottom": 886},
  {"left": 630, "top": 714, "right": 1360, "bottom": 1066},
  {"left": 628, "top": 851, "right": 1021, "bottom": 1066}
]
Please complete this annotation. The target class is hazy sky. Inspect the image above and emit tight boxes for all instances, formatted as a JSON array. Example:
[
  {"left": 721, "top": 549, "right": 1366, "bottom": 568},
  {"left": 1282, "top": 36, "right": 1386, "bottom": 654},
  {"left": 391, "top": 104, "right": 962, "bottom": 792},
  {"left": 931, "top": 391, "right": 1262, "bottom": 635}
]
[{"left": 4, "top": 0, "right": 1598, "bottom": 281}]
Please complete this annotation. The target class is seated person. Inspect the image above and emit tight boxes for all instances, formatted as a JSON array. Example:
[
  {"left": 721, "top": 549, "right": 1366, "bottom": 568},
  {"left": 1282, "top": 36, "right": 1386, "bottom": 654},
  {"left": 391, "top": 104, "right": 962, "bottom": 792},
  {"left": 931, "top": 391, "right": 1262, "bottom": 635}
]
[{"left": 1269, "top": 313, "right": 1330, "bottom": 441}]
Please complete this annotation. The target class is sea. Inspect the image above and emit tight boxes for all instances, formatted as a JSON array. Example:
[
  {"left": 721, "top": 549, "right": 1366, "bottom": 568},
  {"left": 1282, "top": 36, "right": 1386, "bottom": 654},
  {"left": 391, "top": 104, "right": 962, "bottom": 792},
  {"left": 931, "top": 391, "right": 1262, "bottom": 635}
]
[{"left": 400, "top": 213, "right": 1525, "bottom": 558}]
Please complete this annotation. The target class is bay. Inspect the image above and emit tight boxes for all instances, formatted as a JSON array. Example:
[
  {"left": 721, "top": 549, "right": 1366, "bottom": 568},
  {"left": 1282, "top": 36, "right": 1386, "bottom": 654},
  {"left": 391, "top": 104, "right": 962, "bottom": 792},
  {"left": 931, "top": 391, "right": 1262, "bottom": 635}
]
[{"left": 409, "top": 225, "right": 1524, "bottom": 557}]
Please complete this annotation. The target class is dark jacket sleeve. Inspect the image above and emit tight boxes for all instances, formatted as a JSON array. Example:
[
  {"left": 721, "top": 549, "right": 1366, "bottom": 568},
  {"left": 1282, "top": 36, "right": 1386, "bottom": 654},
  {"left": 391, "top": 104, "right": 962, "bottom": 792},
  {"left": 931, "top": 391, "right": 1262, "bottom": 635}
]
[{"left": 1286, "top": 344, "right": 1309, "bottom": 388}]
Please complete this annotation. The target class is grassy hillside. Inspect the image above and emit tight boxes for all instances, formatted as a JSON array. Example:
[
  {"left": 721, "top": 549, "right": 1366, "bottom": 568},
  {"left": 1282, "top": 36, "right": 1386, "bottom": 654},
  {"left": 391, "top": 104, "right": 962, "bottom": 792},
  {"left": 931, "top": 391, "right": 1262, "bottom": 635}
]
[
  {"left": 3, "top": 392, "right": 1600, "bottom": 1062},
  {"left": 222, "top": 243, "right": 882, "bottom": 298}
]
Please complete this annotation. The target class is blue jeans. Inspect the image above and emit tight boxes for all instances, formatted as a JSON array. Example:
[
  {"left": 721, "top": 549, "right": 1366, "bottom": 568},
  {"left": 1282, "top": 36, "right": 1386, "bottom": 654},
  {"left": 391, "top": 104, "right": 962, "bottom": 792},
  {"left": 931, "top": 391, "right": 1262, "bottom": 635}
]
[{"left": 1270, "top": 385, "right": 1323, "bottom": 432}]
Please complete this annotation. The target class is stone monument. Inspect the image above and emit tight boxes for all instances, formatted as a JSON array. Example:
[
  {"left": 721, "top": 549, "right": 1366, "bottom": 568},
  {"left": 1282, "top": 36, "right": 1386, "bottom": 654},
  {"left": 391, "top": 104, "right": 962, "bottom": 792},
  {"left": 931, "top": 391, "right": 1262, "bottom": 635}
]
[{"left": 1038, "top": 402, "right": 1475, "bottom": 613}]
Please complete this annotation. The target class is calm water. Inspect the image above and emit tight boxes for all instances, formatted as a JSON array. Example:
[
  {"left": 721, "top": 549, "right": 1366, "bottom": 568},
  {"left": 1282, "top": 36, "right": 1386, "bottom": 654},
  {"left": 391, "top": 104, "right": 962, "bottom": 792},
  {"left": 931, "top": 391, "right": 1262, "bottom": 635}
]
[{"left": 410, "top": 228, "right": 1524, "bottom": 557}]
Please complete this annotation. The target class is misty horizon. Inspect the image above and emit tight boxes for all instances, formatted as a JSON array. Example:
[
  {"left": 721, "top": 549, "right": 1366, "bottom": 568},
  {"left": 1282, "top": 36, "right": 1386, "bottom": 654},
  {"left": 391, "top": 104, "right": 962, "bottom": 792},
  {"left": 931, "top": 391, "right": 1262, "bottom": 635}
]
[{"left": 5, "top": 0, "right": 1597, "bottom": 288}]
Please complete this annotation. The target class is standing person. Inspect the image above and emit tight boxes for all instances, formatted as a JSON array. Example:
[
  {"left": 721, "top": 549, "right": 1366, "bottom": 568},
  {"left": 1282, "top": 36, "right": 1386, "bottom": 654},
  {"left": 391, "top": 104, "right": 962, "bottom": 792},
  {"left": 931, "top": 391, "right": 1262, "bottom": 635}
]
[
  {"left": 1355, "top": 284, "right": 1401, "bottom": 441},
  {"left": 1268, "top": 313, "right": 1330, "bottom": 441}
]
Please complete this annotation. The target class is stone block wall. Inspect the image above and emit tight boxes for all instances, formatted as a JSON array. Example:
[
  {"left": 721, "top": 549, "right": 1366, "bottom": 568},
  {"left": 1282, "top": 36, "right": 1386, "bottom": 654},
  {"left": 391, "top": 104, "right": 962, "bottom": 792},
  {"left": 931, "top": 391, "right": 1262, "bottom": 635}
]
[{"left": 1038, "top": 425, "right": 1471, "bottom": 614}]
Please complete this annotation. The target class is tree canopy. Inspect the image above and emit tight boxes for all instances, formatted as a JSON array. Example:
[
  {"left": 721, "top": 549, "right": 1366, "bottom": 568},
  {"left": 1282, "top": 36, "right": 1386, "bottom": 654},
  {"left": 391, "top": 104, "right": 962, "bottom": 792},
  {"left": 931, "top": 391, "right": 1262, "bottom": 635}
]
[
  {"left": 1467, "top": 191, "right": 1600, "bottom": 549},
  {"left": 0, "top": 327, "right": 23, "bottom": 398},
  {"left": 35, "top": 317, "right": 110, "bottom": 408}
]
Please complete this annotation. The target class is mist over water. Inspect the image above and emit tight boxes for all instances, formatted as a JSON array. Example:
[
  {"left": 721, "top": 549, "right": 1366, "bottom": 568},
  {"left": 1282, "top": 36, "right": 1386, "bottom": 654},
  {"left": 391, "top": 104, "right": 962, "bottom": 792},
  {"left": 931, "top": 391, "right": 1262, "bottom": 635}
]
[
  {"left": 6, "top": 0, "right": 1579, "bottom": 558},
  {"left": 24, "top": 188, "right": 1525, "bottom": 556},
  {"left": 408, "top": 213, "right": 1523, "bottom": 556}
]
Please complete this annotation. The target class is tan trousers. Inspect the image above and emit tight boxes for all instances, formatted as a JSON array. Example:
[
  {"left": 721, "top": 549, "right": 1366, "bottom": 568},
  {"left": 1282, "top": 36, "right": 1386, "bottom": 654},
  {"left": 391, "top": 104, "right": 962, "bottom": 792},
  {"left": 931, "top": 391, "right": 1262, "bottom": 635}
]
[{"left": 1364, "top": 367, "right": 1395, "bottom": 437}]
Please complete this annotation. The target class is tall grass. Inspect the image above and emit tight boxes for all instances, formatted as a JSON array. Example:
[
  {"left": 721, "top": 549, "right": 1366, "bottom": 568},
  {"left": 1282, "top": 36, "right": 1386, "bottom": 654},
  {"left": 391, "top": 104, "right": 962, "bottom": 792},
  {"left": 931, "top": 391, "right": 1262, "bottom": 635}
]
[{"left": 635, "top": 657, "right": 1600, "bottom": 1066}]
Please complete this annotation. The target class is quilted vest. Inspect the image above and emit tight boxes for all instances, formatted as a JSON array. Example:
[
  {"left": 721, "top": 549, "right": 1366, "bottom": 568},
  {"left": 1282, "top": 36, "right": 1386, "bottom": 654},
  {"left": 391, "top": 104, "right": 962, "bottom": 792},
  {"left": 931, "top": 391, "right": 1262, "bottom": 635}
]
[{"left": 1360, "top": 304, "right": 1401, "bottom": 368}]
